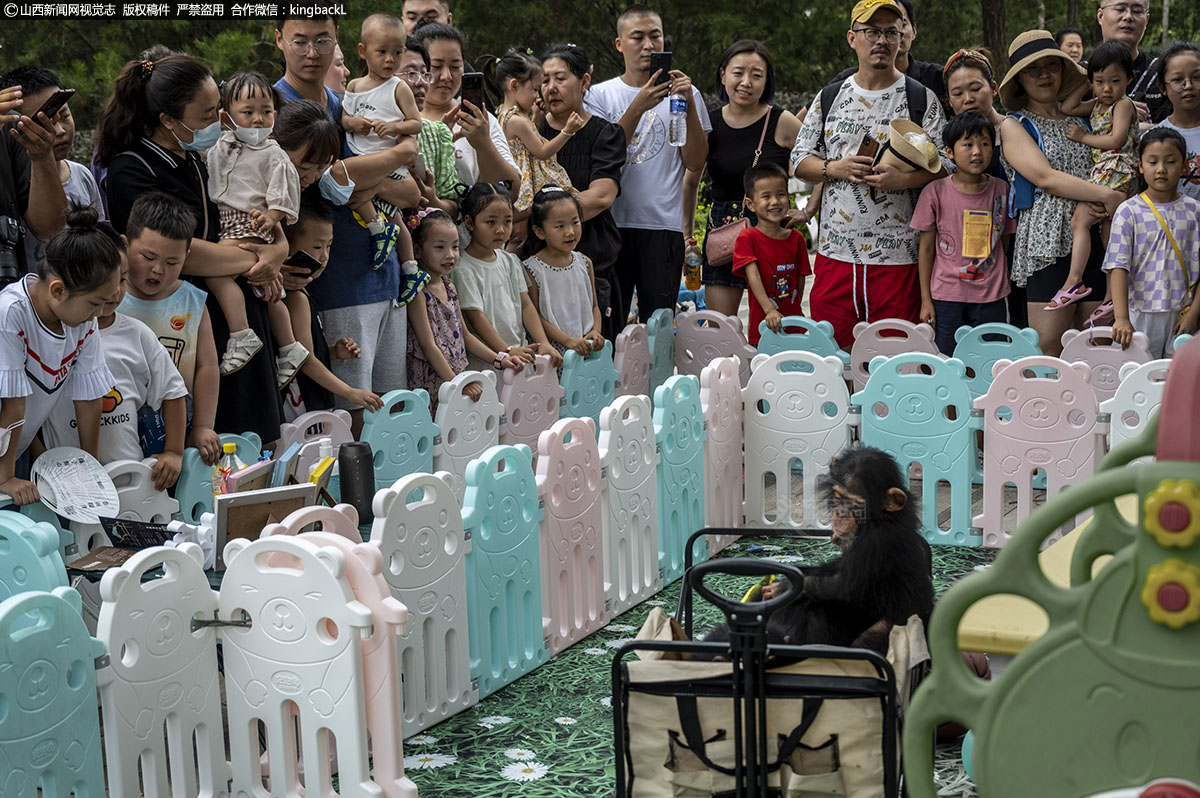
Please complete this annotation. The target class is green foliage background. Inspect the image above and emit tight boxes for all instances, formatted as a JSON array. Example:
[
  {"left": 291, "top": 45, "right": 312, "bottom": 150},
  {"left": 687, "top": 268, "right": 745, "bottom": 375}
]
[{"left": 0, "top": 0, "right": 1197, "bottom": 156}]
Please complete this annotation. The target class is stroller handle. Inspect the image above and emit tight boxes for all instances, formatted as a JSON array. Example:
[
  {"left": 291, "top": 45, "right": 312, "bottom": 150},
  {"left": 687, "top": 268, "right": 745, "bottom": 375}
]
[{"left": 688, "top": 559, "right": 805, "bottom": 621}]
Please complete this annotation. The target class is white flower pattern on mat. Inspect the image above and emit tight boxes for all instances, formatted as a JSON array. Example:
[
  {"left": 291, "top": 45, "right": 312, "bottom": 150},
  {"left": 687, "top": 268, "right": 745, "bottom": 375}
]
[
  {"left": 606, "top": 623, "right": 637, "bottom": 632},
  {"left": 605, "top": 638, "right": 635, "bottom": 649},
  {"left": 553, "top": 716, "right": 577, "bottom": 725},
  {"left": 404, "top": 752, "right": 457, "bottom": 769},
  {"left": 504, "top": 748, "right": 537, "bottom": 760},
  {"left": 600, "top": 696, "right": 613, "bottom": 708},
  {"left": 478, "top": 715, "right": 513, "bottom": 729},
  {"left": 773, "top": 554, "right": 804, "bottom": 563},
  {"left": 502, "top": 760, "right": 549, "bottom": 782},
  {"left": 405, "top": 734, "right": 438, "bottom": 745},
  {"left": 584, "top": 647, "right": 606, "bottom": 655}
]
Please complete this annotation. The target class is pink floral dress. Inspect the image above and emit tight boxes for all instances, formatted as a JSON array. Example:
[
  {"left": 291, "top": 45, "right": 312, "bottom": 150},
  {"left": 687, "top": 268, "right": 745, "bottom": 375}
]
[{"left": 407, "top": 275, "right": 468, "bottom": 414}]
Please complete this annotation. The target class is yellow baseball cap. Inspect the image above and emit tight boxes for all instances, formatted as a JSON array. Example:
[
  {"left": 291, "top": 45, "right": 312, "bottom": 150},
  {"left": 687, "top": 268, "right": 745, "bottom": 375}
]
[{"left": 851, "top": 0, "right": 904, "bottom": 24}]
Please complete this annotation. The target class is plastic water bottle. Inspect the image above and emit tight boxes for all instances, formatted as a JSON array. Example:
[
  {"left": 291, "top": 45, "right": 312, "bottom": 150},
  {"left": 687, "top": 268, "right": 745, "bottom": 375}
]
[
  {"left": 212, "top": 442, "right": 245, "bottom": 497},
  {"left": 668, "top": 92, "right": 687, "bottom": 147},
  {"left": 308, "top": 437, "right": 334, "bottom": 480},
  {"left": 684, "top": 239, "right": 703, "bottom": 290}
]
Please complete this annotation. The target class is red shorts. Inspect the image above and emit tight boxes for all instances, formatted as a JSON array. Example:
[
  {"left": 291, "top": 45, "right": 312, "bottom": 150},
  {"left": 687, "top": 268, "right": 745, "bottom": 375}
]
[{"left": 808, "top": 255, "right": 921, "bottom": 349}]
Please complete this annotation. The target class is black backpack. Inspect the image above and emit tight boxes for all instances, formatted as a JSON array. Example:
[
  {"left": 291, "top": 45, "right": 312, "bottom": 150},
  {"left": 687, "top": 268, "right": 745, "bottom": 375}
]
[{"left": 817, "top": 74, "right": 929, "bottom": 147}]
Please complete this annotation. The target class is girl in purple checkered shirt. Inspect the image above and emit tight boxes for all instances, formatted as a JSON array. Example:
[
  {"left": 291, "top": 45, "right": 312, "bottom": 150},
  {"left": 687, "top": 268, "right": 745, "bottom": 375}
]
[{"left": 1103, "top": 128, "right": 1200, "bottom": 358}]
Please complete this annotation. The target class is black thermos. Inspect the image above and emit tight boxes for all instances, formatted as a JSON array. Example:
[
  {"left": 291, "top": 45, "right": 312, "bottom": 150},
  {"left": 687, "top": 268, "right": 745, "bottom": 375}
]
[{"left": 338, "top": 441, "right": 376, "bottom": 524}]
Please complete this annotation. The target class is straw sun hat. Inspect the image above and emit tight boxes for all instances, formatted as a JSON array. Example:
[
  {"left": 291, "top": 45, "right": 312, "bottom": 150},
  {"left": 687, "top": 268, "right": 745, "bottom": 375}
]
[
  {"left": 998, "top": 29, "right": 1087, "bottom": 110},
  {"left": 877, "top": 119, "right": 941, "bottom": 173}
]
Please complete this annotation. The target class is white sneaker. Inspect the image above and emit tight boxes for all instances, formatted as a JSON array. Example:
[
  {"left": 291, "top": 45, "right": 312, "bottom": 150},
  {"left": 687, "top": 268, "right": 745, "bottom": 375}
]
[
  {"left": 219, "top": 328, "right": 263, "bottom": 375},
  {"left": 275, "top": 341, "right": 311, "bottom": 390}
]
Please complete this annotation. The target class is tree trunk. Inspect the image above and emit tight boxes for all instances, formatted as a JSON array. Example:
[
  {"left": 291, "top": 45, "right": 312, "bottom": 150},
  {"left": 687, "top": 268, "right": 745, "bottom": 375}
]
[
  {"left": 1067, "top": 0, "right": 1079, "bottom": 27},
  {"left": 1162, "top": 0, "right": 1171, "bottom": 45},
  {"left": 981, "top": 0, "right": 1008, "bottom": 73},
  {"left": 1037, "top": 0, "right": 1046, "bottom": 30}
]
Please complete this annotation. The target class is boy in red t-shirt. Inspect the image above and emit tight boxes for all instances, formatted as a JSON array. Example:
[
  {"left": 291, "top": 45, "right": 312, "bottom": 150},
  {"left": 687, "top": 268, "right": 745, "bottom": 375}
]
[{"left": 732, "top": 162, "right": 811, "bottom": 345}]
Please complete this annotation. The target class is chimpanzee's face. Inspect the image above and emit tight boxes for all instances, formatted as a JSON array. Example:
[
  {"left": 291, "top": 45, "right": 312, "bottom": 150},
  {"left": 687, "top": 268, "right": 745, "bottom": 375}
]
[{"left": 830, "top": 486, "right": 867, "bottom": 550}]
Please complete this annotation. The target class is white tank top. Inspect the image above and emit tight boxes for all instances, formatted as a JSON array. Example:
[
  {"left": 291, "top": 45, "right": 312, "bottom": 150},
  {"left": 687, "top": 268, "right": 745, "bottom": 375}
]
[
  {"left": 343, "top": 76, "right": 406, "bottom": 156},
  {"left": 522, "top": 251, "right": 593, "bottom": 339}
]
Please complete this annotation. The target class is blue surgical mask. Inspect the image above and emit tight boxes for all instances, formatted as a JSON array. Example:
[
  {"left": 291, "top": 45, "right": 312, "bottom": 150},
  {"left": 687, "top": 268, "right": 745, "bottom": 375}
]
[
  {"left": 172, "top": 119, "right": 221, "bottom": 152},
  {"left": 233, "top": 124, "right": 273, "bottom": 146},
  {"left": 319, "top": 161, "right": 355, "bottom": 206}
]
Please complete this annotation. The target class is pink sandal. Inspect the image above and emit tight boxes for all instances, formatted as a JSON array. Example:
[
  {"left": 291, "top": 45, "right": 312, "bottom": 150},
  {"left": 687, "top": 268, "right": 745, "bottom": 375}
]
[
  {"left": 1085, "top": 299, "right": 1114, "bottom": 327},
  {"left": 1044, "top": 282, "right": 1092, "bottom": 311}
]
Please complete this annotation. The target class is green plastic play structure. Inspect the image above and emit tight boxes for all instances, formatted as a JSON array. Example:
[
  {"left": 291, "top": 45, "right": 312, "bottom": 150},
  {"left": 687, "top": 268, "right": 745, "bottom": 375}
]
[{"left": 904, "top": 338, "right": 1200, "bottom": 798}]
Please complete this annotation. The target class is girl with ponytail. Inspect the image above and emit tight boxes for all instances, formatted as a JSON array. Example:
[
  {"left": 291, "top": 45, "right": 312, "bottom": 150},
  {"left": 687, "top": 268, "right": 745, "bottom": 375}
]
[{"left": 0, "top": 205, "right": 122, "bottom": 503}]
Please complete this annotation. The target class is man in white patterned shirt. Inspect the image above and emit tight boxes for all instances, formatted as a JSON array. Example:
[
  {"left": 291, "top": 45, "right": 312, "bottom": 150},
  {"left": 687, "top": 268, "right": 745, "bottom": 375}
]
[{"left": 792, "top": 0, "right": 945, "bottom": 348}]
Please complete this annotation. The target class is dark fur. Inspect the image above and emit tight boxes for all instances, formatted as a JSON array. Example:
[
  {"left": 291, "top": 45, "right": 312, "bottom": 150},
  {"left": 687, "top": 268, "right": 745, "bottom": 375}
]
[{"left": 707, "top": 447, "right": 933, "bottom": 654}]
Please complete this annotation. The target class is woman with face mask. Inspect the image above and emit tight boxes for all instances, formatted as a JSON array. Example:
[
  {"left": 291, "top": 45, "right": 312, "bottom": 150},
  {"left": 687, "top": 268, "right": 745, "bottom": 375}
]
[{"left": 95, "top": 54, "right": 289, "bottom": 446}]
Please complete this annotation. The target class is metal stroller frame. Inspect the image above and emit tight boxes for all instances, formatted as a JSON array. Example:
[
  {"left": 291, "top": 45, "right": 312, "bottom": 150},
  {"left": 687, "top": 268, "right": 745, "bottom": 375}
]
[{"left": 613, "top": 527, "right": 901, "bottom": 798}]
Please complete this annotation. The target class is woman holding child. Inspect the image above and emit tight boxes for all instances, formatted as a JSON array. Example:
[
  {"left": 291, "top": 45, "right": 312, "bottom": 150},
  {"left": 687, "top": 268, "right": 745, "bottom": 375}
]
[
  {"left": 410, "top": 22, "right": 520, "bottom": 192},
  {"left": 997, "top": 31, "right": 1125, "bottom": 355},
  {"left": 95, "top": 54, "right": 287, "bottom": 447}
]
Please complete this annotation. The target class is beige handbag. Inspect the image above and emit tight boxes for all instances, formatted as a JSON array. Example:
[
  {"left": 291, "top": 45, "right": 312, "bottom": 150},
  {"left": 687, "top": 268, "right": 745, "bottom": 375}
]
[{"left": 704, "top": 110, "right": 773, "bottom": 268}]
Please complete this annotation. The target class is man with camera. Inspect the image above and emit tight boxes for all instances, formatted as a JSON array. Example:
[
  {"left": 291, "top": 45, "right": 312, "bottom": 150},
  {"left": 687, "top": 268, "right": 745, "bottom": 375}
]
[{"left": 0, "top": 84, "right": 67, "bottom": 286}]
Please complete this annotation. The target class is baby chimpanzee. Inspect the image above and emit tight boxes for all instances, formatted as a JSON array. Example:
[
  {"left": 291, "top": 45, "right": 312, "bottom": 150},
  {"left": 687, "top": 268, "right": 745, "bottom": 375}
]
[{"left": 709, "top": 446, "right": 933, "bottom": 654}]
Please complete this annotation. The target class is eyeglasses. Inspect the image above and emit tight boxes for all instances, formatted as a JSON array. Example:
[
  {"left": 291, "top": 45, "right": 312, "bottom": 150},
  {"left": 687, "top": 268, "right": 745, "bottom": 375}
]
[
  {"left": 1166, "top": 73, "right": 1200, "bottom": 91},
  {"left": 284, "top": 37, "right": 336, "bottom": 56},
  {"left": 1100, "top": 3, "right": 1149, "bottom": 17},
  {"left": 1022, "top": 59, "right": 1063, "bottom": 77},
  {"left": 400, "top": 70, "right": 434, "bottom": 85},
  {"left": 852, "top": 26, "right": 901, "bottom": 43}
]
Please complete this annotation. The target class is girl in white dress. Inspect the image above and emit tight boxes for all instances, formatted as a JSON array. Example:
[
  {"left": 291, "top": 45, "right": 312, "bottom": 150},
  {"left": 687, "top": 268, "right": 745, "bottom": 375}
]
[{"left": 521, "top": 187, "right": 602, "bottom": 358}]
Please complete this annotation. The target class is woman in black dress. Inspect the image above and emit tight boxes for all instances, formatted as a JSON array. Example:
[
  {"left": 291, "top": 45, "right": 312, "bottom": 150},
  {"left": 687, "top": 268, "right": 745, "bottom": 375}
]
[
  {"left": 538, "top": 43, "right": 627, "bottom": 340},
  {"left": 683, "top": 40, "right": 805, "bottom": 318}
]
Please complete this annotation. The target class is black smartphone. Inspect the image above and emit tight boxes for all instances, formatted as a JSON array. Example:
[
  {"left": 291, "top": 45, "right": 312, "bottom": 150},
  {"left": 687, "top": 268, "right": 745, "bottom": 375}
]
[
  {"left": 460, "top": 72, "right": 485, "bottom": 113},
  {"left": 34, "top": 88, "right": 74, "bottom": 124},
  {"left": 284, "top": 249, "right": 322, "bottom": 275},
  {"left": 649, "top": 51, "right": 672, "bottom": 85}
]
